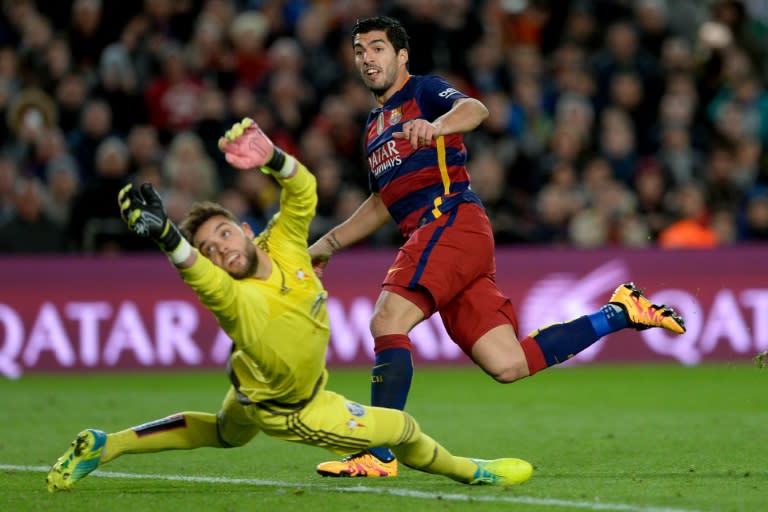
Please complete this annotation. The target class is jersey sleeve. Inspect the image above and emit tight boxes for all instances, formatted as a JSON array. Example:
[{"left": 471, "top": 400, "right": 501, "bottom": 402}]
[
  {"left": 265, "top": 159, "right": 318, "bottom": 244},
  {"left": 417, "top": 75, "right": 470, "bottom": 121}
]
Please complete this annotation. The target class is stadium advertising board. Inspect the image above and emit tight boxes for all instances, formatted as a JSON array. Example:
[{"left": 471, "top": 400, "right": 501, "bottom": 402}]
[{"left": 1, "top": 247, "right": 766, "bottom": 378}]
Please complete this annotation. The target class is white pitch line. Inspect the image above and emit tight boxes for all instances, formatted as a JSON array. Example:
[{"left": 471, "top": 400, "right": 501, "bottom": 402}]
[{"left": 3, "top": 464, "right": 699, "bottom": 512}]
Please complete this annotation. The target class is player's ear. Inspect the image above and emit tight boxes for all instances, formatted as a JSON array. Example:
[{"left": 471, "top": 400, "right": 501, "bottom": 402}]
[
  {"left": 398, "top": 48, "right": 408, "bottom": 68},
  {"left": 242, "top": 222, "right": 255, "bottom": 240}
]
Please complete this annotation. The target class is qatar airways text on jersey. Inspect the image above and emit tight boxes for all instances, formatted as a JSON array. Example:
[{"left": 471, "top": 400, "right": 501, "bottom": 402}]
[{"left": 368, "top": 139, "right": 402, "bottom": 177}]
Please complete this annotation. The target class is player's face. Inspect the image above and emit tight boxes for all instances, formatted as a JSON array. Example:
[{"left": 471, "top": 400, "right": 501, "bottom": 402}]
[
  {"left": 193, "top": 215, "right": 258, "bottom": 279},
  {"left": 353, "top": 30, "right": 406, "bottom": 99}
]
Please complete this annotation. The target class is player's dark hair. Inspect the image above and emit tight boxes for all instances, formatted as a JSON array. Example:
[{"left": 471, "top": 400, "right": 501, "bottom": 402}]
[
  {"left": 179, "top": 201, "right": 240, "bottom": 243},
  {"left": 352, "top": 16, "right": 410, "bottom": 54}
]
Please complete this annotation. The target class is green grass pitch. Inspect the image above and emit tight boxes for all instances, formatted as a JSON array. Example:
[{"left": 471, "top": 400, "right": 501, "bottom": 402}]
[{"left": 1, "top": 364, "right": 765, "bottom": 512}]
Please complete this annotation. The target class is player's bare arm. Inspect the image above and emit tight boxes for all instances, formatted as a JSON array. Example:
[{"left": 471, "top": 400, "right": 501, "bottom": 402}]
[
  {"left": 434, "top": 97, "right": 489, "bottom": 134},
  {"left": 309, "top": 192, "right": 391, "bottom": 273},
  {"left": 394, "top": 98, "right": 488, "bottom": 149}
]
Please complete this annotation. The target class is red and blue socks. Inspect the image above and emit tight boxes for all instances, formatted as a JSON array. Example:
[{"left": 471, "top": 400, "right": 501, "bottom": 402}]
[
  {"left": 368, "top": 335, "right": 413, "bottom": 462},
  {"left": 521, "top": 304, "right": 628, "bottom": 375}
]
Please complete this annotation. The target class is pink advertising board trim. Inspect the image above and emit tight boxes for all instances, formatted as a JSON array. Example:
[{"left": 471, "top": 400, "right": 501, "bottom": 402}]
[{"left": 1, "top": 246, "right": 766, "bottom": 378}]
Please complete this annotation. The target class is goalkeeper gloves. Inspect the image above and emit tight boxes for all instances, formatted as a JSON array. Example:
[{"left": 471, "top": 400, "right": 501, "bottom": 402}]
[
  {"left": 218, "top": 117, "right": 295, "bottom": 177},
  {"left": 118, "top": 182, "right": 192, "bottom": 264}
]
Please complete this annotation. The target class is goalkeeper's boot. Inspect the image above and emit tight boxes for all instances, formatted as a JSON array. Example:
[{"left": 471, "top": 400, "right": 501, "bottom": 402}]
[
  {"left": 316, "top": 451, "right": 398, "bottom": 478},
  {"left": 469, "top": 458, "right": 533, "bottom": 485},
  {"left": 609, "top": 282, "right": 685, "bottom": 334},
  {"left": 46, "top": 429, "right": 106, "bottom": 492}
]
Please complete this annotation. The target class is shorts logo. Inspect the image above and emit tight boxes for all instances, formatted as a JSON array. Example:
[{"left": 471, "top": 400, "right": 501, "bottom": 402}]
[{"left": 345, "top": 401, "right": 365, "bottom": 417}]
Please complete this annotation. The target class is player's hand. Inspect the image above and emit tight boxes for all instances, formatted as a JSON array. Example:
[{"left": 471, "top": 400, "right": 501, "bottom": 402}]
[
  {"left": 312, "top": 257, "right": 329, "bottom": 278},
  {"left": 117, "top": 181, "right": 184, "bottom": 256},
  {"left": 393, "top": 119, "right": 437, "bottom": 149},
  {"left": 309, "top": 239, "right": 335, "bottom": 278},
  {"left": 118, "top": 182, "right": 170, "bottom": 240},
  {"left": 218, "top": 117, "right": 274, "bottom": 171}
]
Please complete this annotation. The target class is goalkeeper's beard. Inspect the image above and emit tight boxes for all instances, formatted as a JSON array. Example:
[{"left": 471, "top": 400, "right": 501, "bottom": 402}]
[{"left": 227, "top": 243, "right": 259, "bottom": 280}]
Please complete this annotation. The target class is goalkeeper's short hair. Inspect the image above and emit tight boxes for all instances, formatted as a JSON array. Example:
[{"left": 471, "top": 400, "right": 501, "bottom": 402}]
[{"left": 179, "top": 201, "right": 239, "bottom": 242}]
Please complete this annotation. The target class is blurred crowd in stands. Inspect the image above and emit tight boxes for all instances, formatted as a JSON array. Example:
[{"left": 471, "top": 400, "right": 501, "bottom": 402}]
[{"left": 0, "top": 0, "right": 767, "bottom": 254}]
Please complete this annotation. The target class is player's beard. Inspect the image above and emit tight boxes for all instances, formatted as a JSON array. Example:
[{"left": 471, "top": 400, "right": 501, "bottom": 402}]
[
  {"left": 228, "top": 241, "right": 258, "bottom": 280},
  {"left": 363, "top": 65, "right": 397, "bottom": 98}
]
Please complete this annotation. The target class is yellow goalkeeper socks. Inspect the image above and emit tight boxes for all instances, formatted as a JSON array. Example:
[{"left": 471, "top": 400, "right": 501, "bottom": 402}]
[
  {"left": 393, "top": 431, "right": 478, "bottom": 483},
  {"left": 101, "top": 412, "right": 221, "bottom": 463}
]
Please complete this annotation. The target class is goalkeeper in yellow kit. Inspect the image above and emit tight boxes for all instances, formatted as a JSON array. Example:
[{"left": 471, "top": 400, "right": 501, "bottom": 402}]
[{"left": 46, "top": 118, "right": 533, "bottom": 492}]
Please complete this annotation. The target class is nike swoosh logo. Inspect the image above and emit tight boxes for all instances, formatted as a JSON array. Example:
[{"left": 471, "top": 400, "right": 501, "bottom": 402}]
[
  {"left": 387, "top": 267, "right": 402, "bottom": 275},
  {"left": 372, "top": 363, "right": 391, "bottom": 370}
]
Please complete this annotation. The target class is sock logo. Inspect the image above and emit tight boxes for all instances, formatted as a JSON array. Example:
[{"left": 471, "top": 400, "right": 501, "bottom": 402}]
[{"left": 132, "top": 413, "right": 186, "bottom": 437}]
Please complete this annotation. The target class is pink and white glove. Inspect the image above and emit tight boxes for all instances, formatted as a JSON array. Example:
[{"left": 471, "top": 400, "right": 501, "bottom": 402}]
[{"left": 218, "top": 118, "right": 288, "bottom": 174}]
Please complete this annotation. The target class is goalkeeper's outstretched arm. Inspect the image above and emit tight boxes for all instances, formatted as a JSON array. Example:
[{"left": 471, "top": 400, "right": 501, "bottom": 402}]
[{"left": 119, "top": 117, "right": 315, "bottom": 271}]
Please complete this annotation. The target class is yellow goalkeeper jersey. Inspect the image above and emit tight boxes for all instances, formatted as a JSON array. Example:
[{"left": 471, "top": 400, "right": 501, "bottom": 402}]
[{"left": 179, "top": 162, "right": 329, "bottom": 405}]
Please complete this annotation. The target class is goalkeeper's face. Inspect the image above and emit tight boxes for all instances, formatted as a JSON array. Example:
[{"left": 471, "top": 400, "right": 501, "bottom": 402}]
[{"left": 193, "top": 215, "right": 258, "bottom": 279}]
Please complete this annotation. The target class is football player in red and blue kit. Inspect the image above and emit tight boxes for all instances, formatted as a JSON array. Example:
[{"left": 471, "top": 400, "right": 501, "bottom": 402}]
[{"left": 310, "top": 15, "right": 685, "bottom": 478}]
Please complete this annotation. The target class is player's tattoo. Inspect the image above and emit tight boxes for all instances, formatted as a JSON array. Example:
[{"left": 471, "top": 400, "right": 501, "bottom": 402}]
[{"left": 326, "top": 233, "right": 342, "bottom": 253}]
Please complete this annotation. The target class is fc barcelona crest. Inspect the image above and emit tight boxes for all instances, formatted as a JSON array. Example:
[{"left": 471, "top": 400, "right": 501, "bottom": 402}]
[{"left": 389, "top": 107, "right": 402, "bottom": 125}]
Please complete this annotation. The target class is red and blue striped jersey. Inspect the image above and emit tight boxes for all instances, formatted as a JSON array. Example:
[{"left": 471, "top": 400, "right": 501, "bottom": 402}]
[{"left": 365, "top": 75, "right": 482, "bottom": 238}]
